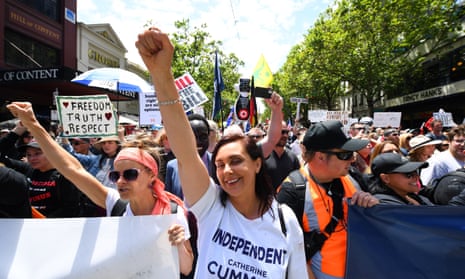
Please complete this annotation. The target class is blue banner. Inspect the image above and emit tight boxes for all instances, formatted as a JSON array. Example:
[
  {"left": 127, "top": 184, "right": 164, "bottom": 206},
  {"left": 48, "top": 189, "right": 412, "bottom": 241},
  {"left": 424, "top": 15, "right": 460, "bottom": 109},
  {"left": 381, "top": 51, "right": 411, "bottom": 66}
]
[{"left": 346, "top": 204, "right": 465, "bottom": 279}]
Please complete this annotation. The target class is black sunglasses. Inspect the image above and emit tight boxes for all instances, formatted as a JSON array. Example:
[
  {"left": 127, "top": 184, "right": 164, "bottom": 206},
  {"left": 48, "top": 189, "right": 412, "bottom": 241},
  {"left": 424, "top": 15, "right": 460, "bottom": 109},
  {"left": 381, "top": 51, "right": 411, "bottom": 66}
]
[
  {"left": 108, "top": 168, "right": 141, "bottom": 183},
  {"left": 400, "top": 171, "right": 419, "bottom": 179},
  {"left": 321, "top": 150, "right": 354, "bottom": 161},
  {"left": 248, "top": 135, "right": 264, "bottom": 139},
  {"left": 71, "top": 141, "right": 84, "bottom": 145},
  {"left": 281, "top": 130, "right": 290, "bottom": 135}
]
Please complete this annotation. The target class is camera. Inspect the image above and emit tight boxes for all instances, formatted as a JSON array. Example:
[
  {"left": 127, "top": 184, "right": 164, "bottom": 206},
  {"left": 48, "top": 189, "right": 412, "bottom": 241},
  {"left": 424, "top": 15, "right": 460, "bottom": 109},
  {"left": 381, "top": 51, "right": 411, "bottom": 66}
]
[{"left": 254, "top": 87, "right": 272, "bottom": 99}]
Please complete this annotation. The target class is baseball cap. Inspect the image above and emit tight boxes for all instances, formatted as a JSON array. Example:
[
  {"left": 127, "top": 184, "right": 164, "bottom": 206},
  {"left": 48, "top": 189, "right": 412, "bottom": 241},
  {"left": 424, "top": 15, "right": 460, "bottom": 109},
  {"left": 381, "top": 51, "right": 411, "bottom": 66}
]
[
  {"left": 302, "top": 120, "right": 368, "bottom": 151},
  {"left": 371, "top": 153, "right": 428, "bottom": 176},
  {"left": 384, "top": 129, "right": 398, "bottom": 137},
  {"left": 18, "top": 140, "right": 41, "bottom": 153}
]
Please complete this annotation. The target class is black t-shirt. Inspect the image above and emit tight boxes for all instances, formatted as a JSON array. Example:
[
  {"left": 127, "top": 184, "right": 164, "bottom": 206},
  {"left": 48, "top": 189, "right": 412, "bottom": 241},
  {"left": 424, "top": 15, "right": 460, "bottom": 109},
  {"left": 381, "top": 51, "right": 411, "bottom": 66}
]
[
  {"left": 1, "top": 157, "right": 81, "bottom": 218},
  {"left": 265, "top": 149, "right": 301, "bottom": 190},
  {"left": 0, "top": 166, "right": 31, "bottom": 218}
]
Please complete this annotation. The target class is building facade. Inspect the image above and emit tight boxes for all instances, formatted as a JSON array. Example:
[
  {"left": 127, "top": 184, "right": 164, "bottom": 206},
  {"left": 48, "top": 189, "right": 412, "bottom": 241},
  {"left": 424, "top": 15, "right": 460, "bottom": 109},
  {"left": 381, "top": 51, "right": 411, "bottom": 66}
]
[{"left": 0, "top": 0, "right": 144, "bottom": 125}]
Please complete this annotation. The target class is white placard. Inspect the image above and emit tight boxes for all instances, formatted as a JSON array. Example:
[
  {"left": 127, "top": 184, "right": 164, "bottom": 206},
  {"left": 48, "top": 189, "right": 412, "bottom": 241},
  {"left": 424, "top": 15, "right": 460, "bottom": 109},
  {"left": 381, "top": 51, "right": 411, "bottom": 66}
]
[
  {"left": 0, "top": 215, "right": 178, "bottom": 278},
  {"left": 308, "top": 110, "right": 328, "bottom": 122},
  {"left": 373, "top": 112, "right": 402, "bottom": 128},
  {"left": 139, "top": 73, "right": 208, "bottom": 126},
  {"left": 56, "top": 95, "right": 117, "bottom": 137},
  {"left": 433, "top": 111, "right": 456, "bottom": 127}
]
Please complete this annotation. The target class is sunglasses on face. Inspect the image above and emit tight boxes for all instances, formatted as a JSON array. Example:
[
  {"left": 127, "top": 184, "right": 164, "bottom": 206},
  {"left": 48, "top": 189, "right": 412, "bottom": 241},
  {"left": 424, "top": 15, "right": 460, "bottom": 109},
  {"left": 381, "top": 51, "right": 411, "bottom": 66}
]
[
  {"left": 249, "top": 135, "right": 264, "bottom": 139},
  {"left": 281, "top": 130, "right": 290, "bottom": 135},
  {"left": 108, "top": 168, "right": 141, "bottom": 183},
  {"left": 321, "top": 150, "right": 354, "bottom": 161},
  {"left": 395, "top": 171, "right": 419, "bottom": 179},
  {"left": 71, "top": 141, "right": 84, "bottom": 146}
]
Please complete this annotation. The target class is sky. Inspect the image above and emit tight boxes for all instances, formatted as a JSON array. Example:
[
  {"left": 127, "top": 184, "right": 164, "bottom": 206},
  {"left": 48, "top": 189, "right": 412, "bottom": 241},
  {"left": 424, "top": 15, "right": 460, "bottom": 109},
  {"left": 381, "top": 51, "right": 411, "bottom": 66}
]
[{"left": 77, "top": 0, "right": 332, "bottom": 76}]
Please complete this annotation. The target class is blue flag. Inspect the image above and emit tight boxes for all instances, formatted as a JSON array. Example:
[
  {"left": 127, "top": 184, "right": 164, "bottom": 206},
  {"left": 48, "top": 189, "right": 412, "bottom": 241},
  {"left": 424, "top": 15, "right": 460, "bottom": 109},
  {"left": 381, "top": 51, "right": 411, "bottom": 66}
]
[
  {"left": 346, "top": 204, "right": 465, "bottom": 279},
  {"left": 212, "top": 51, "right": 225, "bottom": 120}
]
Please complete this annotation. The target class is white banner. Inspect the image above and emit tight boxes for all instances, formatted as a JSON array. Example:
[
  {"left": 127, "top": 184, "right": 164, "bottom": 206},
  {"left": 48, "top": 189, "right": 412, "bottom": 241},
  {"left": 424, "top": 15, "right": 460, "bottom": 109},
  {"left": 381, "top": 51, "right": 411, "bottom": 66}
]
[
  {"left": 0, "top": 215, "right": 178, "bottom": 278},
  {"left": 56, "top": 95, "right": 118, "bottom": 137}
]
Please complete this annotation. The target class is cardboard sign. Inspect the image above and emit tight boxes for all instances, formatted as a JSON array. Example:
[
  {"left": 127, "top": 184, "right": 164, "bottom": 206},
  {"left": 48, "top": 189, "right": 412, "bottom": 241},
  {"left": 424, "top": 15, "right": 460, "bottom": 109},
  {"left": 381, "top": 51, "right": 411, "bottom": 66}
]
[{"left": 57, "top": 95, "right": 117, "bottom": 137}]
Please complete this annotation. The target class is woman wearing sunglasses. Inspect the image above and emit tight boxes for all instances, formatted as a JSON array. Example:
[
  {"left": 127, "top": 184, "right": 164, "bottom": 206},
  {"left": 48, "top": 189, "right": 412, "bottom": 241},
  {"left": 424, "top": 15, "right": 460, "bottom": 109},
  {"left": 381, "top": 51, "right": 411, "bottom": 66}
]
[
  {"left": 369, "top": 153, "right": 432, "bottom": 205},
  {"left": 134, "top": 27, "right": 307, "bottom": 278},
  {"left": 6, "top": 104, "right": 194, "bottom": 276}
]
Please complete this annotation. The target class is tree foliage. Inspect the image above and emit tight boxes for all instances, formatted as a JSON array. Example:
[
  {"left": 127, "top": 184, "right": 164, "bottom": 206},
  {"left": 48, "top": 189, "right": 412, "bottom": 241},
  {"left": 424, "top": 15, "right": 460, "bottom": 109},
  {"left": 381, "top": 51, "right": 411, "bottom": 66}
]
[
  {"left": 169, "top": 19, "right": 244, "bottom": 119},
  {"left": 275, "top": 0, "right": 464, "bottom": 119}
]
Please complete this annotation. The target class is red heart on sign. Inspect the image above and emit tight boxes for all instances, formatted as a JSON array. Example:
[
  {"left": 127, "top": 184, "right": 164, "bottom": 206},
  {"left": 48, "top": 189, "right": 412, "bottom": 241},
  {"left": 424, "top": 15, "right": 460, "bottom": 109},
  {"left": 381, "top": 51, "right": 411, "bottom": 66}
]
[
  {"left": 105, "top": 112, "right": 112, "bottom": 120},
  {"left": 63, "top": 102, "right": 69, "bottom": 108}
]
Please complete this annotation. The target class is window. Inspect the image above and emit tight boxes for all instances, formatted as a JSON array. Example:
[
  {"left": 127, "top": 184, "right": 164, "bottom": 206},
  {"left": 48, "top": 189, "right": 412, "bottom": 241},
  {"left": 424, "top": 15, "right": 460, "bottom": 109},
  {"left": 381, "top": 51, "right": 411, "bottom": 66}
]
[
  {"left": 17, "top": 0, "right": 60, "bottom": 22},
  {"left": 5, "top": 29, "right": 59, "bottom": 68}
]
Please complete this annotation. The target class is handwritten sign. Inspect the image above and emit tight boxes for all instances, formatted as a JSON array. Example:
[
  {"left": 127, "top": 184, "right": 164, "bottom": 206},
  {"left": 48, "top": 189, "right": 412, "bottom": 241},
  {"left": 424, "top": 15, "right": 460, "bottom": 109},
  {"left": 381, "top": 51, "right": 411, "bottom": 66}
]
[
  {"left": 57, "top": 95, "right": 118, "bottom": 137},
  {"left": 433, "top": 111, "right": 456, "bottom": 127},
  {"left": 139, "top": 73, "right": 208, "bottom": 126}
]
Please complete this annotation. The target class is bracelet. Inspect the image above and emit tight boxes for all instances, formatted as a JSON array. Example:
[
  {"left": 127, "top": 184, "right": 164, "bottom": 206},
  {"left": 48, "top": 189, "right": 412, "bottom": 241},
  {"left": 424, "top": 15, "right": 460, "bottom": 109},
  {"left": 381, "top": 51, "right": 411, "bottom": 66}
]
[{"left": 158, "top": 98, "right": 182, "bottom": 106}]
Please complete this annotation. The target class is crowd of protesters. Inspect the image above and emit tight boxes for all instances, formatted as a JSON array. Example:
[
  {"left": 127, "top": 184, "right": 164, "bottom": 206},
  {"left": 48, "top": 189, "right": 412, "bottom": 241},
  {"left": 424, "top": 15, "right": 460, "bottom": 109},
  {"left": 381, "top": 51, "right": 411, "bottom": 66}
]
[{"left": 1, "top": 27, "right": 465, "bottom": 279}]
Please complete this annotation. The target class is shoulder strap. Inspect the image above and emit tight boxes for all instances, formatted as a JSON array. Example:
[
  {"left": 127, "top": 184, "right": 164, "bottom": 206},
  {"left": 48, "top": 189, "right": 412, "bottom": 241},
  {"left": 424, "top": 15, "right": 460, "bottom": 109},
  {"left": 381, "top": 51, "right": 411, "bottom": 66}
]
[
  {"left": 277, "top": 204, "right": 287, "bottom": 237},
  {"left": 323, "top": 179, "right": 344, "bottom": 235},
  {"left": 111, "top": 199, "right": 128, "bottom": 216},
  {"left": 169, "top": 200, "right": 178, "bottom": 214}
]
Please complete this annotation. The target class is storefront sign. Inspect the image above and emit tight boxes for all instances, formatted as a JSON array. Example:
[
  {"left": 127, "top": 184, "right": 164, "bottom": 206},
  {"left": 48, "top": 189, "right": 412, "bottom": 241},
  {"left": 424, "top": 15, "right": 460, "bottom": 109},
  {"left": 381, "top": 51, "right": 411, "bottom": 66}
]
[
  {"left": 88, "top": 49, "right": 120, "bottom": 67},
  {"left": 0, "top": 68, "right": 61, "bottom": 83},
  {"left": 8, "top": 6, "right": 61, "bottom": 44}
]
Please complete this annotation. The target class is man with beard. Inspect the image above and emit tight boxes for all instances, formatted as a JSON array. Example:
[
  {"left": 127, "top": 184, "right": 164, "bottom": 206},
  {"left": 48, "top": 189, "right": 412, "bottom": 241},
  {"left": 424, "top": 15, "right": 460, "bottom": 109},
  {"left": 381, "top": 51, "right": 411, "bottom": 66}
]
[
  {"left": 165, "top": 114, "right": 212, "bottom": 199},
  {"left": 265, "top": 121, "right": 301, "bottom": 190}
]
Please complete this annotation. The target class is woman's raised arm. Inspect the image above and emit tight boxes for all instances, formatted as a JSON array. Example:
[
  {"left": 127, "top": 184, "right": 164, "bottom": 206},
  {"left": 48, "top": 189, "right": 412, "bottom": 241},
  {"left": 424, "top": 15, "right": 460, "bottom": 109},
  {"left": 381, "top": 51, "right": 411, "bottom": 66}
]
[
  {"left": 7, "top": 102, "right": 108, "bottom": 208},
  {"left": 135, "top": 28, "right": 210, "bottom": 206}
]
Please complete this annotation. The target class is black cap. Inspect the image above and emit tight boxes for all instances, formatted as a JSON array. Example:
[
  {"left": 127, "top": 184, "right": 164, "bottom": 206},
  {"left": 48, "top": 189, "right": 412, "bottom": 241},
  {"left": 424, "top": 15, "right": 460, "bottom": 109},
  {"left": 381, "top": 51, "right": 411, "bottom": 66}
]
[
  {"left": 383, "top": 129, "right": 397, "bottom": 137},
  {"left": 371, "top": 153, "right": 428, "bottom": 176},
  {"left": 302, "top": 120, "right": 368, "bottom": 151},
  {"left": 18, "top": 140, "right": 41, "bottom": 153}
]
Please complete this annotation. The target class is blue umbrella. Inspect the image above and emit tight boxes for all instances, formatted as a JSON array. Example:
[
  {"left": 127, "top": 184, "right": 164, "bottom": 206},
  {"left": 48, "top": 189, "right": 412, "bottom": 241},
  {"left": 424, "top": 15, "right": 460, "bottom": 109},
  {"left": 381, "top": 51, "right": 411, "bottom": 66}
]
[{"left": 71, "top": 67, "right": 152, "bottom": 99}]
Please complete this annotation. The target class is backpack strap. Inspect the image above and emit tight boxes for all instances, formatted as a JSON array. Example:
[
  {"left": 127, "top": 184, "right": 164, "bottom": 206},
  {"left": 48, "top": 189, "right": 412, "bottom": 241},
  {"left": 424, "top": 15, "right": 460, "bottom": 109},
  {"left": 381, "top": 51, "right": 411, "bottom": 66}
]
[
  {"left": 278, "top": 169, "right": 307, "bottom": 228},
  {"left": 169, "top": 200, "right": 178, "bottom": 214},
  {"left": 111, "top": 199, "right": 128, "bottom": 216}
]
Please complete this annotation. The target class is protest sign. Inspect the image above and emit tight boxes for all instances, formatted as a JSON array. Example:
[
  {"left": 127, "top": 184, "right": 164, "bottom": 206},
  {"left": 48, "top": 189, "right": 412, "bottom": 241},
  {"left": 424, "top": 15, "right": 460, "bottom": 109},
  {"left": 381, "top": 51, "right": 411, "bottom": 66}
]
[
  {"left": 346, "top": 204, "right": 465, "bottom": 279},
  {"left": 433, "top": 109, "right": 456, "bottom": 127},
  {"left": 308, "top": 110, "right": 328, "bottom": 123},
  {"left": 57, "top": 95, "right": 117, "bottom": 137},
  {"left": 139, "top": 73, "right": 208, "bottom": 126},
  {"left": 373, "top": 112, "right": 402, "bottom": 128},
  {"left": 0, "top": 215, "right": 179, "bottom": 278}
]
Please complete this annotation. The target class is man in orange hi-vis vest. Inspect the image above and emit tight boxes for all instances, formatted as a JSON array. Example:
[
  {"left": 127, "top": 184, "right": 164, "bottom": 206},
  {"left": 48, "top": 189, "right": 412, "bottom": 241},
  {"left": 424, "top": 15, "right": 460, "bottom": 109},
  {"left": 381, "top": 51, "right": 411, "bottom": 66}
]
[{"left": 277, "top": 120, "right": 379, "bottom": 279}]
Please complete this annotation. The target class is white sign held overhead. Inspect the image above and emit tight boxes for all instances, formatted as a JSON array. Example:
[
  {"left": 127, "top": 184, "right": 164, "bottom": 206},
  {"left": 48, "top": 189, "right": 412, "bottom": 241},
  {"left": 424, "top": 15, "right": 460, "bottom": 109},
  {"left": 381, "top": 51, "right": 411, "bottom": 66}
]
[
  {"left": 433, "top": 110, "right": 456, "bottom": 127},
  {"left": 139, "top": 72, "right": 208, "bottom": 126},
  {"left": 373, "top": 112, "right": 402, "bottom": 128},
  {"left": 56, "top": 95, "right": 118, "bottom": 137}
]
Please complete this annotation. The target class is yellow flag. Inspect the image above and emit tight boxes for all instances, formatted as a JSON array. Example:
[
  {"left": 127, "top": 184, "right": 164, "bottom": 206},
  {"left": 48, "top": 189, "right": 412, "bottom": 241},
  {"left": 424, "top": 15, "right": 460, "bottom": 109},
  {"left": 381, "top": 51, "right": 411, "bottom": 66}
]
[{"left": 253, "top": 54, "right": 273, "bottom": 88}]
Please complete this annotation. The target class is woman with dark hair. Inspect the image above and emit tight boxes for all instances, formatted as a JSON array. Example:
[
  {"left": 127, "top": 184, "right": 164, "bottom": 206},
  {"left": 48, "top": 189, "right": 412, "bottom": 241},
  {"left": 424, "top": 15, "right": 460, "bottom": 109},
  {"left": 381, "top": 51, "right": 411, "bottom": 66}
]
[
  {"left": 135, "top": 27, "right": 306, "bottom": 278},
  {"left": 369, "top": 153, "right": 432, "bottom": 205}
]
